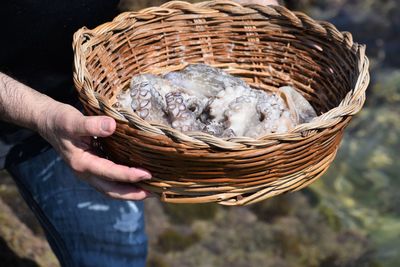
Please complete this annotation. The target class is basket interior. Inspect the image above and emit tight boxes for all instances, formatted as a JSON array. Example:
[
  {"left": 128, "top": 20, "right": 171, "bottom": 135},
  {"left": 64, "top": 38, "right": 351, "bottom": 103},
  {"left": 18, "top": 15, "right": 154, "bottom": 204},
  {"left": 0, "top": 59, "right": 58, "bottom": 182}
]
[{"left": 84, "top": 8, "right": 359, "bottom": 117}]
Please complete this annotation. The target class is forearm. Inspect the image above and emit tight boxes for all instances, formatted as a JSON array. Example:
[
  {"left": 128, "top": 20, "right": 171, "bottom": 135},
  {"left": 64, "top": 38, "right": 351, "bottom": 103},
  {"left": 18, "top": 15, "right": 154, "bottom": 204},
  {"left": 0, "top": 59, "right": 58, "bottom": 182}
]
[{"left": 0, "top": 72, "right": 60, "bottom": 132}]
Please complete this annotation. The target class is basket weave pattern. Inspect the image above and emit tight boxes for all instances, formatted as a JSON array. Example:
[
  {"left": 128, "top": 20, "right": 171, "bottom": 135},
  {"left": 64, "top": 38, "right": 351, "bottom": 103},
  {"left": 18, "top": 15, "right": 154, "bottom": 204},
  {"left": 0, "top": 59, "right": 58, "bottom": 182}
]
[{"left": 73, "top": 0, "right": 369, "bottom": 205}]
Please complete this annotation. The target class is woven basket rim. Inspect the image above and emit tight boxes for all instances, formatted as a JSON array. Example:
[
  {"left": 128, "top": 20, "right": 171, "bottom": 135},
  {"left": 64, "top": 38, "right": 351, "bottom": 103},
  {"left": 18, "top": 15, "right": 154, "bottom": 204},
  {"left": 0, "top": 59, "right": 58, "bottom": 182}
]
[{"left": 73, "top": 0, "right": 370, "bottom": 151}]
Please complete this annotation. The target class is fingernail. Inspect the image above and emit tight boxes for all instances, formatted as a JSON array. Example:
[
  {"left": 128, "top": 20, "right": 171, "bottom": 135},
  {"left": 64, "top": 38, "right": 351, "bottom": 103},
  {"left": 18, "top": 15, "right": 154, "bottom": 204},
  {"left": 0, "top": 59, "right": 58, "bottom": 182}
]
[
  {"left": 146, "top": 191, "right": 157, "bottom": 198},
  {"left": 101, "top": 119, "right": 112, "bottom": 132},
  {"left": 141, "top": 173, "right": 152, "bottom": 179},
  {"left": 135, "top": 168, "right": 152, "bottom": 179}
]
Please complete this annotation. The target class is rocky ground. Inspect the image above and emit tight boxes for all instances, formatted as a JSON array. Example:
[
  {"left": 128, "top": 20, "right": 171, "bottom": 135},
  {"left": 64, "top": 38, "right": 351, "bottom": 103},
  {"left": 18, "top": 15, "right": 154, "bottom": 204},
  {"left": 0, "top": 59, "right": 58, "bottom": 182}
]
[
  {"left": 1, "top": 0, "right": 399, "bottom": 266},
  {"left": 0, "top": 172, "right": 58, "bottom": 267}
]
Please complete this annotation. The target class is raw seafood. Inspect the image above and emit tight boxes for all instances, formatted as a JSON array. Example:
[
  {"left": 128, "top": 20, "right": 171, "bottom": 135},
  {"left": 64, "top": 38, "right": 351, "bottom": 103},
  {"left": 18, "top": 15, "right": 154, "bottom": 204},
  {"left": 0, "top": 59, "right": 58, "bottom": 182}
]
[
  {"left": 165, "top": 91, "right": 204, "bottom": 132},
  {"left": 115, "top": 64, "right": 317, "bottom": 138}
]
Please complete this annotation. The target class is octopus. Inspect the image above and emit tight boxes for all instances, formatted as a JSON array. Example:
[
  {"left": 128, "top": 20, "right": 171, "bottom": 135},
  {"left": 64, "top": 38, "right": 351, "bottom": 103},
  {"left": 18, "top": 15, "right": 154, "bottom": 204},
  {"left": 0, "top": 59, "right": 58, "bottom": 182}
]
[
  {"left": 165, "top": 91, "right": 204, "bottom": 132},
  {"left": 278, "top": 86, "right": 317, "bottom": 124},
  {"left": 116, "top": 64, "right": 318, "bottom": 138},
  {"left": 116, "top": 74, "right": 170, "bottom": 124},
  {"left": 222, "top": 94, "right": 259, "bottom": 137},
  {"left": 244, "top": 91, "right": 294, "bottom": 138},
  {"left": 164, "top": 64, "right": 246, "bottom": 98},
  {"left": 167, "top": 64, "right": 258, "bottom": 125}
]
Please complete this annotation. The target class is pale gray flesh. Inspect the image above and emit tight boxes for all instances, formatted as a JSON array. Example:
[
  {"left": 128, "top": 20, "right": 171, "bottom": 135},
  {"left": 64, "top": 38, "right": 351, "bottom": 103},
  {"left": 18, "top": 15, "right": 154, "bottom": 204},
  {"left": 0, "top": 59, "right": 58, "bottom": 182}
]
[
  {"left": 116, "top": 64, "right": 317, "bottom": 137},
  {"left": 164, "top": 64, "right": 248, "bottom": 98},
  {"left": 278, "top": 86, "right": 317, "bottom": 124}
]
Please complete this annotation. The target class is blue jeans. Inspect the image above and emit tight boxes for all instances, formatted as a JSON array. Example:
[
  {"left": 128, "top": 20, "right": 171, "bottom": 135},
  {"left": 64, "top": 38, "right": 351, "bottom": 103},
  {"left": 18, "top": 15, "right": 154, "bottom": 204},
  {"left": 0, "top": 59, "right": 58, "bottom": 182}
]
[{"left": 6, "top": 147, "right": 148, "bottom": 267}]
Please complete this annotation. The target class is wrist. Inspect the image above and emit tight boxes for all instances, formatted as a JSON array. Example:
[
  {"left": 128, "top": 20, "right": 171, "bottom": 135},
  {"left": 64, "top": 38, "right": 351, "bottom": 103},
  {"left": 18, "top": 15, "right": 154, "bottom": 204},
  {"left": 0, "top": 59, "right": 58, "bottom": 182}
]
[
  {"left": 34, "top": 99, "right": 57, "bottom": 135},
  {"left": 35, "top": 100, "right": 71, "bottom": 140},
  {"left": 36, "top": 100, "right": 88, "bottom": 143}
]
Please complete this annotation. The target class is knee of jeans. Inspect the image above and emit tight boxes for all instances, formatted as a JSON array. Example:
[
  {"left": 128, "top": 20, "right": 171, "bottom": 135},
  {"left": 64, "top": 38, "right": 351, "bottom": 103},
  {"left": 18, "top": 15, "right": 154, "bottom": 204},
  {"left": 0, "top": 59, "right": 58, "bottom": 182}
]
[
  {"left": 41, "top": 189, "right": 148, "bottom": 246},
  {"left": 34, "top": 189, "right": 148, "bottom": 267}
]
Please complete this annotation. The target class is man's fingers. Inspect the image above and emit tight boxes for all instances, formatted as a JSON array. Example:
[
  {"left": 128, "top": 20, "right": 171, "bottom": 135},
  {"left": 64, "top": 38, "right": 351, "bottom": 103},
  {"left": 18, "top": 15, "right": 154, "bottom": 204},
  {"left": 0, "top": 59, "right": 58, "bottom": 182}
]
[
  {"left": 68, "top": 150, "right": 153, "bottom": 200},
  {"left": 71, "top": 151, "right": 152, "bottom": 183},
  {"left": 75, "top": 115, "right": 116, "bottom": 137},
  {"left": 87, "top": 176, "right": 151, "bottom": 200}
]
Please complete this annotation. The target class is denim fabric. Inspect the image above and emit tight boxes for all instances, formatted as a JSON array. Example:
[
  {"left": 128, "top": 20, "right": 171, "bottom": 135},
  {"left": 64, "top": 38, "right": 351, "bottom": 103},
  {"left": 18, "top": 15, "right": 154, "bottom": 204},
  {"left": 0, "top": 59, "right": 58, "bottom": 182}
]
[{"left": 6, "top": 147, "right": 148, "bottom": 267}]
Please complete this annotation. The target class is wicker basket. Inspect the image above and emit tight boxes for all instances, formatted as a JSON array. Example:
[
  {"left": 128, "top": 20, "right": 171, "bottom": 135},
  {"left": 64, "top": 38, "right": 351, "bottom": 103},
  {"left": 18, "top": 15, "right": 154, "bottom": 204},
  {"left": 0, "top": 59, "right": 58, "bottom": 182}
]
[{"left": 73, "top": 0, "right": 369, "bottom": 206}]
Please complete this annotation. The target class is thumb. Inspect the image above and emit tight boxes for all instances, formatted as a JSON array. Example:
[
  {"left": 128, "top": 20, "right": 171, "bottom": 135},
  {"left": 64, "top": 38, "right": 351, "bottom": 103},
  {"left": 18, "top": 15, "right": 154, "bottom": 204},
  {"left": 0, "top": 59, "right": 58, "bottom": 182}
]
[{"left": 76, "top": 115, "right": 116, "bottom": 137}]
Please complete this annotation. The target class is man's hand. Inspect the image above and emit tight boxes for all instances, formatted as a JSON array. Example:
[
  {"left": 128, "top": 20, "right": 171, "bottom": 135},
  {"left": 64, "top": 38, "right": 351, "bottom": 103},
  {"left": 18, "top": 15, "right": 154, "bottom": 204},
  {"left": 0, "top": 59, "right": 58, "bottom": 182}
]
[
  {"left": 0, "top": 73, "right": 152, "bottom": 200},
  {"left": 39, "top": 103, "right": 152, "bottom": 200},
  {"left": 234, "top": 0, "right": 279, "bottom": 6}
]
